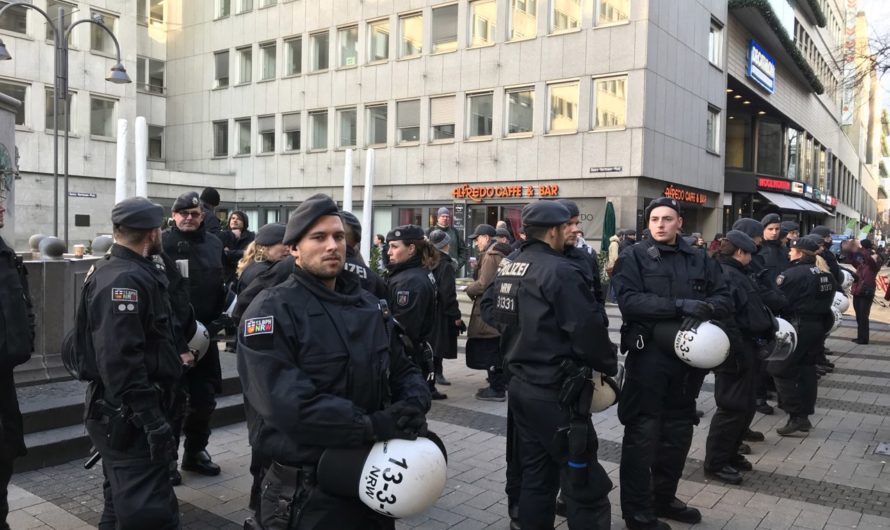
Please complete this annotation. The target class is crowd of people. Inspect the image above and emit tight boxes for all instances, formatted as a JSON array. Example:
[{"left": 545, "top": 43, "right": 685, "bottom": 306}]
[{"left": 0, "top": 184, "right": 885, "bottom": 530}]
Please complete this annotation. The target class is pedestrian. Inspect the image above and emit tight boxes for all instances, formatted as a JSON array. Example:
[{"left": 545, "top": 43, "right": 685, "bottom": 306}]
[
  {"left": 496, "top": 227, "right": 511, "bottom": 245},
  {"left": 607, "top": 230, "right": 622, "bottom": 275},
  {"left": 162, "top": 191, "right": 226, "bottom": 479},
  {"left": 428, "top": 207, "right": 468, "bottom": 271},
  {"left": 386, "top": 225, "right": 447, "bottom": 400},
  {"left": 236, "top": 223, "right": 288, "bottom": 294},
  {"left": 611, "top": 197, "right": 732, "bottom": 530},
  {"left": 428, "top": 230, "right": 464, "bottom": 387},
  {"left": 199, "top": 187, "right": 222, "bottom": 234},
  {"left": 510, "top": 226, "right": 526, "bottom": 252},
  {"left": 619, "top": 229, "right": 637, "bottom": 252},
  {"left": 850, "top": 238, "right": 881, "bottom": 344},
  {"left": 237, "top": 194, "right": 431, "bottom": 529},
  {"left": 81, "top": 197, "right": 183, "bottom": 529},
  {"left": 220, "top": 210, "right": 255, "bottom": 284},
  {"left": 0, "top": 191, "right": 35, "bottom": 530},
  {"left": 707, "top": 233, "right": 723, "bottom": 257},
  {"left": 372, "top": 233, "right": 387, "bottom": 272}
]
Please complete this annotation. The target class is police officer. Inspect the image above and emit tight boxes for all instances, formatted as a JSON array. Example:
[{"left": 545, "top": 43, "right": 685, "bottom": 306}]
[
  {"left": 341, "top": 210, "right": 388, "bottom": 299},
  {"left": 772, "top": 236, "right": 836, "bottom": 436},
  {"left": 756, "top": 213, "right": 789, "bottom": 284},
  {"left": 558, "top": 199, "right": 608, "bottom": 326},
  {"left": 705, "top": 231, "right": 774, "bottom": 485},
  {"left": 780, "top": 221, "right": 800, "bottom": 248},
  {"left": 199, "top": 187, "right": 222, "bottom": 234},
  {"left": 428, "top": 230, "right": 464, "bottom": 386},
  {"left": 163, "top": 191, "right": 226, "bottom": 477},
  {"left": 236, "top": 223, "right": 288, "bottom": 295},
  {"left": 0, "top": 192, "right": 34, "bottom": 530},
  {"left": 490, "top": 200, "right": 616, "bottom": 530},
  {"left": 82, "top": 197, "right": 182, "bottom": 529},
  {"left": 237, "top": 194, "right": 431, "bottom": 529},
  {"left": 612, "top": 197, "right": 732, "bottom": 530},
  {"left": 810, "top": 225, "right": 842, "bottom": 372}
]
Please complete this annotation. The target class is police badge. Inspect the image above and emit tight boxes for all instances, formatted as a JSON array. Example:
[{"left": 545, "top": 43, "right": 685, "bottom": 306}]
[{"left": 397, "top": 290, "right": 410, "bottom": 306}]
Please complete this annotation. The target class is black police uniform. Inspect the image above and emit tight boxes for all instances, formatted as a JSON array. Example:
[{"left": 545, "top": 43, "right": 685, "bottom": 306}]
[
  {"left": 220, "top": 227, "right": 255, "bottom": 284},
  {"left": 237, "top": 267, "right": 431, "bottom": 529},
  {"left": 0, "top": 235, "right": 34, "bottom": 528},
  {"left": 564, "top": 245, "right": 609, "bottom": 327},
  {"left": 612, "top": 234, "right": 731, "bottom": 524},
  {"left": 237, "top": 259, "right": 275, "bottom": 295},
  {"left": 755, "top": 239, "right": 789, "bottom": 284},
  {"left": 82, "top": 244, "right": 182, "bottom": 529},
  {"left": 386, "top": 255, "right": 437, "bottom": 378},
  {"left": 430, "top": 251, "right": 461, "bottom": 366},
  {"left": 345, "top": 245, "right": 388, "bottom": 299}
]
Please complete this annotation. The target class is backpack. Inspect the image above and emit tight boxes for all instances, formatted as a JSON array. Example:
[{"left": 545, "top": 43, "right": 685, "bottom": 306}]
[{"left": 61, "top": 258, "right": 109, "bottom": 381}]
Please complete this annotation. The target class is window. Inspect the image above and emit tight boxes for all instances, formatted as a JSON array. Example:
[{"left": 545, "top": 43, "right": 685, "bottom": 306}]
[
  {"left": 216, "top": 0, "right": 231, "bottom": 18},
  {"left": 399, "top": 13, "right": 423, "bottom": 58},
  {"left": 509, "top": 0, "right": 537, "bottom": 40},
  {"left": 368, "top": 19, "right": 390, "bottom": 62},
  {"left": 786, "top": 128, "right": 801, "bottom": 180},
  {"left": 258, "top": 115, "right": 275, "bottom": 153},
  {"left": 804, "top": 135, "right": 813, "bottom": 182},
  {"left": 431, "top": 5, "right": 458, "bottom": 53},
  {"left": 260, "top": 41, "right": 276, "bottom": 80},
  {"left": 755, "top": 119, "right": 781, "bottom": 173},
  {"left": 0, "top": 82, "right": 24, "bottom": 126},
  {"left": 367, "top": 104, "right": 387, "bottom": 145},
  {"left": 593, "top": 75, "right": 626, "bottom": 129},
  {"left": 548, "top": 81, "right": 578, "bottom": 133},
  {"left": 137, "top": 0, "right": 165, "bottom": 24},
  {"left": 284, "top": 37, "right": 302, "bottom": 75},
  {"left": 338, "top": 108, "right": 357, "bottom": 147},
  {"left": 311, "top": 31, "right": 329, "bottom": 71},
  {"left": 470, "top": 1, "right": 497, "bottom": 47},
  {"left": 214, "top": 50, "right": 230, "bottom": 88},
  {"left": 818, "top": 147, "right": 827, "bottom": 190},
  {"left": 0, "top": 1, "right": 27, "bottom": 34},
  {"left": 551, "top": 0, "right": 580, "bottom": 33},
  {"left": 237, "top": 0, "right": 253, "bottom": 14},
  {"left": 506, "top": 87, "right": 534, "bottom": 135},
  {"left": 282, "top": 112, "right": 301, "bottom": 152},
  {"left": 310, "top": 110, "right": 328, "bottom": 150},
  {"left": 148, "top": 125, "right": 164, "bottom": 160},
  {"left": 260, "top": 0, "right": 276, "bottom": 6},
  {"left": 707, "top": 106, "right": 721, "bottom": 154},
  {"left": 45, "top": 88, "right": 73, "bottom": 131},
  {"left": 90, "top": 11, "right": 118, "bottom": 55},
  {"left": 467, "top": 92, "right": 493, "bottom": 138},
  {"left": 232, "top": 46, "right": 252, "bottom": 84},
  {"left": 725, "top": 115, "right": 750, "bottom": 169},
  {"left": 137, "top": 57, "right": 165, "bottom": 94},
  {"left": 430, "top": 96, "right": 455, "bottom": 141},
  {"left": 708, "top": 18, "right": 723, "bottom": 68},
  {"left": 596, "top": 0, "right": 629, "bottom": 26},
  {"left": 236, "top": 117, "right": 251, "bottom": 155},
  {"left": 397, "top": 100, "right": 420, "bottom": 144},
  {"left": 213, "top": 120, "right": 229, "bottom": 156},
  {"left": 338, "top": 26, "right": 358, "bottom": 67},
  {"left": 90, "top": 97, "right": 115, "bottom": 137},
  {"left": 45, "top": 1, "right": 74, "bottom": 42},
  {"left": 811, "top": 140, "right": 819, "bottom": 183}
]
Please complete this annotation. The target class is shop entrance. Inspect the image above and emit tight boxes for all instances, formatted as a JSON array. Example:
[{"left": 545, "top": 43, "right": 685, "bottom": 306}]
[{"left": 466, "top": 204, "right": 524, "bottom": 241}]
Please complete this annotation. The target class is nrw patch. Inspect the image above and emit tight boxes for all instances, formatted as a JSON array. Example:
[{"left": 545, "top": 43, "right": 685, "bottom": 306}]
[
  {"left": 244, "top": 316, "right": 274, "bottom": 337},
  {"left": 396, "top": 291, "right": 410, "bottom": 306},
  {"left": 776, "top": 274, "right": 785, "bottom": 286},
  {"left": 111, "top": 288, "right": 138, "bottom": 303}
]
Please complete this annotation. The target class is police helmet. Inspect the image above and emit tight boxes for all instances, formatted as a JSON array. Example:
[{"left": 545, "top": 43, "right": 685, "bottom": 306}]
[
  {"left": 830, "top": 308, "right": 842, "bottom": 333},
  {"left": 589, "top": 372, "right": 620, "bottom": 413},
  {"left": 771, "top": 317, "right": 797, "bottom": 359},
  {"left": 188, "top": 321, "right": 211, "bottom": 361},
  {"left": 654, "top": 320, "right": 730, "bottom": 369},
  {"left": 841, "top": 269, "right": 854, "bottom": 291},
  {"left": 832, "top": 291, "right": 850, "bottom": 314}
]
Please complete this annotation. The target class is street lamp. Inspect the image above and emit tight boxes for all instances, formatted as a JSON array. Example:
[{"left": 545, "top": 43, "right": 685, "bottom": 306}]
[{"left": 0, "top": 2, "right": 130, "bottom": 247}]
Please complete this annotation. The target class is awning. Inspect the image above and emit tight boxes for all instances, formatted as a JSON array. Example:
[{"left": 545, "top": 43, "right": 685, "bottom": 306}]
[
  {"left": 797, "top": 198, "right": 833, "bottom": 216},
  {"left": 758, "top": 191, "right": 801, "bottom": 211}
]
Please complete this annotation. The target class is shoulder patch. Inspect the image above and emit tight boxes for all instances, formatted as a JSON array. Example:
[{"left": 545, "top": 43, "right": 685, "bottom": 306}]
[
  {"left": 244, "top": 316, "right": 274, "bottom": 337},
  {"left": 776, "top": 274, "right": 784, "bottom": 286},
  {"left": 498, "top": 261, "right": 530, "bottom": 277},
  {"left": 111, "top": 288, "right": 139, "bottom": 302},
  {"left": 397, "top": 290, "right": 410, "bottom": 306}
]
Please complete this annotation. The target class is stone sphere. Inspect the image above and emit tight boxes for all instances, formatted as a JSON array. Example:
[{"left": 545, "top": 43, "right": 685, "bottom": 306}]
[
  {"left": 28, "top": 234, "right": 47, "bottom": 252},
  {"left": 38, "top": 237, "right": 66, "bottom": 259},
  {"left": 91, "top": 235, "right": 113, "bottom": 254}
]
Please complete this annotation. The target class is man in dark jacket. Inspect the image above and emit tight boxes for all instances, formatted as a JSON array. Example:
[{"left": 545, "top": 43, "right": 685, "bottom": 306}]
[
  {"left": 427, "top": 207, "right": 467, "bottom": 272},
  {"left": 428, "top": 231, "right": 463, "bottom": 386},
  {"left": 200, "top": 187, "right": 222, "bottom": 234},
  {"left": 219, "top": 210, "right": 255, "bottom": 284},
  {"left": 756, "top": 213, "right": 789, "bottom": 284}
]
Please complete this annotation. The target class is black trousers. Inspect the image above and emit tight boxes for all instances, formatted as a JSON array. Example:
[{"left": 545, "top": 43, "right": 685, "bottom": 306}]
[
  {"left": 173, "top": 342, "right": 222, "bottom": 454},
  {"left": 509, "top": 377, "right": 612, "bottom": 530},
  {"left": 618, "top": 347, "right": 705, "bottom": 518},
  {"left": 504, "top": 406, "right": 521, "bottom": 516},
  {"left": 705, "top": 345, "right": 757, "bottom": 470},
  {"left": 85, "top": 419, "right": 179, "bottom": 530},
  {"left": 0, "top": 369, "right": 24, "bottom": 529},
  {"left": 0, "top": 448, "right": 11, "bottom": 528},
  {"left": 772, "top": 318, "right": 824, "bottom": 418},
  {"left": 853, "top": 294, "right": 873, "bottom": 343}
]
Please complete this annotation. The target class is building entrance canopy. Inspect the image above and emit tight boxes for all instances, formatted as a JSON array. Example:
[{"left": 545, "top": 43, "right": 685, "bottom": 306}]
[{"left": 758, "top": 191, "right": 832, "bottom": 216}]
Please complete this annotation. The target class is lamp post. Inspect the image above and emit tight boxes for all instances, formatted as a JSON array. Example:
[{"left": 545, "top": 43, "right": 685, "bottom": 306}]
[{"left": 0, "top": 2, "right": 130, "bottom": 247}]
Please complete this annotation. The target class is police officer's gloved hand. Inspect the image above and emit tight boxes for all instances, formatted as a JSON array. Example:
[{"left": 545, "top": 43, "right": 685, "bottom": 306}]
[
  {"left": 135, "top": 410, "right": 177, "bottom": 463},
  {"left": 675, "top": 299, "right": 714, "bottom": 321},
  {"left": 368, "top": 402, "right": 424, "bottom": 441}
]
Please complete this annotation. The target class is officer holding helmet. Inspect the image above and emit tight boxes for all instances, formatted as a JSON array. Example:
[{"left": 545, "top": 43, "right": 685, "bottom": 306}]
[{"left": 611, "top": 197, "right": 731, "bottom": 530}]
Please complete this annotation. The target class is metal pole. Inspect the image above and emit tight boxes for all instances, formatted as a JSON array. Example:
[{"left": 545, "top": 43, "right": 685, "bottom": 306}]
[
  {"left": 52, "top": 9, "right": 61, "bottom": 239},
  {"left": 61, "top": 7, "right": 69, "bottom": 246}
]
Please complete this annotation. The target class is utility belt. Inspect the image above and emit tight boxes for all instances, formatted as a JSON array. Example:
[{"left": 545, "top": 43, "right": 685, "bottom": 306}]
[
  {"left": 553, "top": 360, "right": 596, "bottom": 487},
  {"left": 85, "top": 383, "right": 173, "bottom": 451},
  {"left": 252, "top": 461, "right": 318, "bottom": 530},
  {"left": 620, "top": 321, "right": 653, "bottom": 355}
]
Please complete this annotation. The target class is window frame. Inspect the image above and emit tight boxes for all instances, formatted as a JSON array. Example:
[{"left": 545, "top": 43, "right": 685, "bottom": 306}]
[
  {"left": 708, "top": 17, "right": 724, "bottom": 69},
  {"left": 337, "top": 107, "right": 358, "bottom": 148},
  {"left": 310, "top": 30, "right": 330, "bottom": 72},
  {"left": 505, "top": 86, "right": 535, "bottom": 137},
  {"left": 549, "top": 0, "right": 581, "bottom": 34},
  {"left": 89, "top": 10, "right": 119, "bottom": 57},
  {"left": 431, "top": 3, "right": 458, "bottom": 54},
  {"left": 546, "top": 80, "right": 579, "bottom": 134},
  {"left": 595, "top": 0, "right": 630, "bottom": 27},
  {"left": 282, "top": 111, "right": 301, "bottom": 153},
  {"left": 0, "top": 0, "right": 28, "bottom": 35},
  {"left": 214, "top": 50, "right": 230, "bottom": 89},
  {"left": 148, "top": 124, "right": 164, "bottom": 161},
  {"left": 234, "top": 117, "right": 252, "bottom": 156},
  {"left": 257, "top": 115, "right": 276, "bottom": 154},
  {"left": 337, "top": 25, "right": 359, "bottom": 68},
  {"left": 136, "top": 56, "right": 166, "bottom": 95},
  {"left": 89, "top": 95, "right": 117, "bottom": 139},
  {"left": 215, "top": 0, "right": 231, "bottom": 19},
  {"left": 236, "top": 45, "right": 253, "bottom": 85},
  {"left": 309, "top": 109, "right": 329, "bottom": 151},
  {"left": 430, "top": 95, "right": 456, "bottom": 143},
  {"left": 44, "top": 88, "right": 74, "bottom": 133},
  {"left": 213, "top": 120, "right": 229, "bottom": 157},
  {"left": 44, "top": 0, "right": 75, "bottom": 44},
  {"left": 284, "top": 36, "right": 302, "bottom": 76},
  {"left": 399, "top": 12, "right": 424, "bottom": 59},
  {"left": 508, "top": 0, "right": 538, "bottom": 41},
  {"left": 469, "top": 0, "right": 497, "bottom": 48},
  {"left": 367, "top": 18, "right": 390, "bottom": 63},
  {"left": 0, "top": 80, "right": 27, "bottom": 127},
  {"left": 366, "top": 103, "right": 388, "bottom": 147},
  {"left": 259, "top": 40, "right": 277, "bottom": 81},
  {"left": 237, "top": 0, "right": 253, "bottom": 15},
  {"left": 592, "top": 74, "right": 628, "bottom": 131},
  {"left": 396, "top": 99, "right": 421, "bottom": 145},
  {"left": 466, "top": 91, "right": 494, "bottom": 140},
  {"left": 706, "top": 105, "right": 721, "bottom": 155}
]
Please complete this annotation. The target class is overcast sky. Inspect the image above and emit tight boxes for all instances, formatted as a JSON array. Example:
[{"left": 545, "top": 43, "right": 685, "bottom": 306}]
[{"left": 857, "top": 0, "right": 890, "bottom": 110}]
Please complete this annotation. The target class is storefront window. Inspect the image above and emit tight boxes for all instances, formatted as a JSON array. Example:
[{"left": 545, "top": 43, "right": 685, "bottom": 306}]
[
  {"left": 725, "top": 114, "right": 751, "bottom": 170},
  {"left": 398, "top": 207, "right": 423, "bottom": 226},
  {"left": 818, "top": 148, "right": 827, "bottom": 191},
  {"left": 756, "top": 119, "right": 783, "bottom": 176},
  {"left": 810, "top": 140, "right": 819, "bottom": 185},
  {"left": 786, "top": 128, "right": 801, "bottom": 180},
  {"left": 803, "top": 135, "right": 813, "bottom": 184}
]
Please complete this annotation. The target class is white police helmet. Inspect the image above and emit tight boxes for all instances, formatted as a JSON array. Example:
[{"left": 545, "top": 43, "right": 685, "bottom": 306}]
[
  {"left": 830, "top": 308, "right": 842, "bottom": 333},
  {"left": 841, "top": 269, "right": 854, "bottom": 291},
  {"left": 775, "top": 317, "right": 797, "bottom": 354},
  {"left": 589, "top": 372, "right": 620, "bottom": 413},
  {"left": 655, "top": 320, "right": 730, "bottom": 369},
  {"left": 832, "top": 291, "right": 850, "bottom": 313},
  {"left": 188, "top": 321, "right": 210, "bottom": 361}
]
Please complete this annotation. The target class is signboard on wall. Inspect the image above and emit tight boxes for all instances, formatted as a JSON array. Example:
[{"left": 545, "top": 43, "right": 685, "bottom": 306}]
[
  {"left": 451, "top": 202, "right": 466, "bottom": 232},
  {"left": 451, "top": 183, "right": 560, "bottom": 203},
  {"left": 663, "top": 185, "right": 707, "bottom": 205},
  {"left": 747, "top": 40, "right": 776, "bottom": 94}
]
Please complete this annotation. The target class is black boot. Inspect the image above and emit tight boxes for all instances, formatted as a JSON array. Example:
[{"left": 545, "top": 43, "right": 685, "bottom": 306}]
[
  {"left": 777, "top": 416, "right": 809, "bottom": 436},
  {"left": 755, "top": 399, "right": 774, "bottom": 415},
  {"left": 731, "top": 455, "right": 753, "bottom": 471},
  {"left": 704, "top": 465, "right": 743, "bottom": 485},
  {"left": 624, "top": 513, "right": 672, "bottom": 530},
  {"left": 655, "top": 498, "right": 701, "bottom": 524},
  {"left": 742, "top": 428, "right": 765, "bottom": 442},
  {"left": 182, "top": 450, "right": 221, "bottom": 476}
]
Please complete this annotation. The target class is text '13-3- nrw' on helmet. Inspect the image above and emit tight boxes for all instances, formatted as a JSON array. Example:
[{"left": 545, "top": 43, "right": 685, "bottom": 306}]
[
  {"left": 832, "top": 291, "right": 850, "bottom": 313},
  {"left": 188, "top": 321, "right": 211, "bottom": 362},
  {"left": 830, "top": 308, "right": 843, "bottom": 333},
  {"left": 589, "top": 371, "right": 621, "bottom": 413},
  {"left": 654, "top": 320, "right": 730, "bottom": 369}
]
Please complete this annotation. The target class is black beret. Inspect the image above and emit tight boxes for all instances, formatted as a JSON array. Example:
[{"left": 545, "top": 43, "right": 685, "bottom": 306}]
[
  {"left": 811, "top": 225, "right": 832, "bottom": 238},
  {"left": 521, "top": 200, "right": 570, "bottom": 227},
  {"left": 200, "top": 187, "right": 220, "bottom": 207},
  {"left": 732, "top": 218, "right": 764, "bottom": 238},
  {"left": 861, "top": 238, "right": 874, "bottom": 249},
  {"left": 111, "top": 197, "right": 164, "bottom": 229},
  {"left": 780, "top": 221, "right": 800, "bottom": 232},
  {"left": 283, "top": 194, "right": 340, "bottom": 245},
  {"left": 469, "top": 224, "right": 496, "bottom": 240},
  {"left": 645, "top": 197, "right": 681, "bottom": 220},
  {"left": 495, "top": 228, "right": 511, "bottom": 238},
  {"left": 386, "top": 224, "right": 425, "bottom": 242},
  {"left": 725, "top": 230, "right": 757, "bottom": 254},
  {"left": 429, "top": 229, "right": 451, "bottom": 249},
  {"left": 556, "top": 199, "right": 580, "bottom": 218},
  {"left": 340, "top": 211, "right": 362, "bottom": 243},
  {"left": 791, "top": 235, "right": 821, "bottom": 252},
  {"left": 255, "top": 223, "right": 286, "bottom": 246},
  {"left": 760, "top": 213, "right": 781, "bottom": 227},
  {"left": 172, "top": 191, "right": 201, "bottom": 212}
]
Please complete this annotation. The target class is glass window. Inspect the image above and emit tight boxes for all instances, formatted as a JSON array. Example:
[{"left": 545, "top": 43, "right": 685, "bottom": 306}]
[
  {"left": 368, "top": 19, "right": 390, "bottom": 62},
  {"left": 506, "top": 87, "right": 534, "bottom": 135},
  {"left": 467, "top": 92, "right": 493, "bottom": 138},
  {"left": 367, "top": 104, "right": 388, "bottom": 145},
  {"left": 0, "top": 1, "right": 26, "bottom": 34},
  {"left": 260, "top": 41, "right": 276, "bottom": 80},
  {"left": 310, "top": 110, "right": 328, "bottom": 150},
  {"left": 430, "top": 95, "right": 455, "bottom": 141},
  {"left": 551, "top": 0, "right": 580, "bottom": 33},
  {"left": 284, "top": 37, "right": 302, "bottom": 75},
  {"left": 90, "top": 97, "right": 115, "bottom": 137},
  {"left": 215, "top": 50, "right": 230, "bottom": 88},
  {"left": 432, "top": 5, "right": 458, "bottom": 53},
  {"left": 213, "top": 120, "right": 229, "bottom": 156},
  {"left": 338, "top": 26, "right": 359, "bottom": 67},
  {"left": 216, "top": 0, "right": 231, "bottom": 18},
  {"left": 804, "top": 135, "right": 813, "bottom": 182},
  {"left": 399, "top": 13, "right": 423, "bottom": 58},
  {"left": 136, "top": 57, "right": 165, "bottom": 94},
  {"left": 311, "top": 31, "right": 329, "bottom": 71},
  {"left": 548, "top": 81, "right": 578, "bottom": 133},
  {"left": 708, "top": 18, "right": 723, "bottom": 68},
  {"left": 786, "top": 128, "right": 801, "bottom": 180},
  {"left": 725, "top": 114, "right": 750, "bottom": 169},
  {"left": 510, "top": 0, "right": 537, "bottom": 40},
  {"left": 811, "top": 140, "right": 819, "bottom": 183},
  {"left": 45, "top": 89, "right": 72, "bottom": 131},
  {"left": 338, "top": 108, "right": 357, "bottom": 147},
  {"left": 0, "top": 82, "right": 24, "bottom": 125},
  {"left": 596, "top": 0, "right": 629, "bottom": 26},
  {"left": 593, "top": 76, "right": 627, "bottom": 128},
  {"left": 148, "top": 125, "right": 164, "bottom": 160},
  {"left": 470, "top": 1, "right": 497, "bottom": 47},
  {"left": 150, "top": 0, "right": 164, "bottom": 22},
  {"left": 236, "top": 118, "right": 251, "bottom": 155},
  {"left": 818, "top": 147, "right": 827, "bottom": 190},
  {"left": 45, "top": 1, "right": 74, "bottom": 42},
  {"left": 258, "top": 115, "right": 275, "bottom": 153},
  {"left": 237, "top": 0, "right": 253, "bottom": 14},
  {"left": 397, "top": 99, "right": 420, "bottom": 144},
  {"left": 707, "top": 106, "right": 721, "bottom": 154},
  {"left": 282, "top": 112, "right": 301, "bottom": 152},
  {"left": 260, "top": 0, "right": 276, "bottom": 6},
  {"left": 90, "top": 11, "right": 118, "bottom": 55},
  {"left": 237, "top": 46, "right": 252, "bottom": 84}
]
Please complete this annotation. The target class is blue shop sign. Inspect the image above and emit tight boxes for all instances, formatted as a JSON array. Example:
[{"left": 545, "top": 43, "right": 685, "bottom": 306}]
[{"left": 747, "top": 40, "right": 776, "bottom": 94}]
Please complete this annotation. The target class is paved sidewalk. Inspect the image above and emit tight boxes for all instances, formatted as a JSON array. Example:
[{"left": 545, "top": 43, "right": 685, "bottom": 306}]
[{"left": 8, "top": 308, "right": 890, "bottom": 529}]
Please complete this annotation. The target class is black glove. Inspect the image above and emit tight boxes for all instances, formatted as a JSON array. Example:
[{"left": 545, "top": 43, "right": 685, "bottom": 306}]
[
  {"left": 142, "top": 418, "right": 177, "bottom": 464},
  {"left": 675, "top": 299, "right": 714, "bottom": 321},
  {"left": 679, "top": 317, "right": 702, "bottom": 332},
  {"left": 368, "top": 402, "right": 426, "bottom": 441}
]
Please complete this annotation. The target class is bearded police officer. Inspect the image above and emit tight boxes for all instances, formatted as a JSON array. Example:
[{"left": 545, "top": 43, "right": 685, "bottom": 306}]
[
  {"left": 612, "top": 197, "right": 732, "bottom": 530},
  {"left": 82, "top": 197, "right": 182, "bottom": 529},
  {"left": 558, "top": 199, "right": 608, "bottom": 326},
  {"left": 237, "top": 194, "right": 431, "bottom": 529},
  {"left": 490, "top": 200, "right": 616, "bottom": 530}
]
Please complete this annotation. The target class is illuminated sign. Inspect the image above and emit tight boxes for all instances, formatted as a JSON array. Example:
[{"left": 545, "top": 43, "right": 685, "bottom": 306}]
[
  {"left": 757, "top": 177, "right": 791, "bottom": 191},
  {"left": 663, "top": 185, "right": 707, "bottom": 205},
  {"left": 747, "top": 40, "right": 776, "bottom": 93},
  {"left": 452, "top": 184, "right": 560, "bottom": 203},
  {"left": 791, "top": 182, "right": 805, "bottom": 194}
]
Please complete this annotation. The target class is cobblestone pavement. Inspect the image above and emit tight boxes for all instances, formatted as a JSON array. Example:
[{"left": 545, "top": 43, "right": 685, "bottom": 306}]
[{"left": 9, "top": 307, "right": 890, "bottom": 529}]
